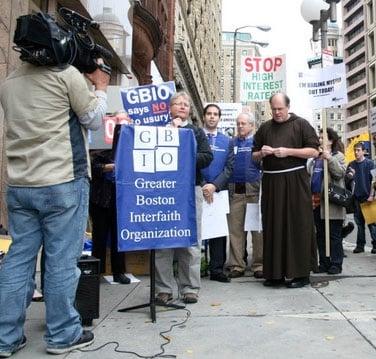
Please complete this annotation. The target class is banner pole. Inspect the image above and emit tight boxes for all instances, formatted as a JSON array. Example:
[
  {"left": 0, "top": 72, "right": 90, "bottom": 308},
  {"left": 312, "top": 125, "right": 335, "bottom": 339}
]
[{"left": 322, "top": 110, "right": 330, "bottom": 257}]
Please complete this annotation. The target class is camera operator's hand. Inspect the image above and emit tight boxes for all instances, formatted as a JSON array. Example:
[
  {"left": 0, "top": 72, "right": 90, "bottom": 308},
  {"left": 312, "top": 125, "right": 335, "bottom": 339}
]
[{"left": 85, "top": 59, "right": 110, "bottom": 92}]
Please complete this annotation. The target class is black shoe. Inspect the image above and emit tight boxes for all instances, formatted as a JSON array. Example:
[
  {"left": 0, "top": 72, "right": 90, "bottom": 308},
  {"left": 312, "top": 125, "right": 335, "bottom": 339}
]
[
  {"left": 210, "top": 273, "right": 231, "bottom": 283},
  {"left": 317, "top": 265, "right": 329, "bottom": 273},
  {"left": 263, "top": 278, "right": 285, "bottom": 287},
  {"left": 353, "top": 247, "right": 364, "bottom": 253},
  {"left": 0, "top": 336, "right": 26, "bottom": 358},
  {"left": 371, "top": 248, "right": 376, "bottom": 254},
  {"left": 327, "top": 266, "right": 342, "bottom": 275},
  {"left": 228, "top": 270, "right": 245, "bottom": 278},
  {"left": 46, "top": 330, "right": 94, "bottom": 354},
  {"left": 286, "top": 277, "right": 310, "bottom": 289},
  {"left": 113, "top": 273, "right": 131, "bottom": 284},
  {"left": 253, "top": 270, "right": 264, "bottom": 279},
  {"left": 341, "top": 222, "right": 354, "bottom": 238}
]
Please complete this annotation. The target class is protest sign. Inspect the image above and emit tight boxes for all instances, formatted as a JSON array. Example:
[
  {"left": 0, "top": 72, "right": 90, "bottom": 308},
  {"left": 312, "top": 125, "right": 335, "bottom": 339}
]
[
  {"left": 322, "top": 48, "right": 334, "bottom": 68},
  {"left": 89, "top": 114, "right": 131, "bottom": 149},
  {"left": 120, "top": 81, "right": 176, "bottom": 126},
  {"left": 115, "top": 125, "right": 197, "bottom": 251},
  {"left": 297, "top": 63, "right": 347, "bottom": 109},
  {"left": 216, "top": 103, "right": 242, "bottom": 130},
  {"left": 240, "top": 55, "right": 286, "bottom": 102}
]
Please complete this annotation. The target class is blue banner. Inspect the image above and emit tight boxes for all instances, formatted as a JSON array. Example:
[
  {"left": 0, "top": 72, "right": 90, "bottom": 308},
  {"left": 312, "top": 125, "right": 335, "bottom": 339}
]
[
  {"left": 115, "top": 125, "right": 197, "bottom": 251},
  {"left": 120, "top": 81, "right": 176, "bottom": 126}
]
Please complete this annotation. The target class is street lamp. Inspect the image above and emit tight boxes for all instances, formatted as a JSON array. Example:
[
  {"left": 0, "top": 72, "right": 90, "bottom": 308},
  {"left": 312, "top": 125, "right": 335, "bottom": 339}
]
[
  {"left": 301, "top": 0, "right": 340, "bottom": 257},
  {"left": 301, "top": 0, "right": 341, "bottom": 49},
  {"left": 232, "top": 25, "right": 271, "bottom": 102}
]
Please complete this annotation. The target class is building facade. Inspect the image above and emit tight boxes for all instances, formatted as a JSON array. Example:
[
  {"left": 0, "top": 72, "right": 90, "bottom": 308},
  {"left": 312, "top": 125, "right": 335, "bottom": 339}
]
[
  {"left": 173, "top": 0, "right": 222, "bottom": 124},
  {"left": 221, "top": 31, "right": 268, "bottom": 129},
  {"left": 342, "top": 0, "right": 368, "bottom": 143},
  {"left": 366, "top": 0, "right": 376, "bottom": 152}
]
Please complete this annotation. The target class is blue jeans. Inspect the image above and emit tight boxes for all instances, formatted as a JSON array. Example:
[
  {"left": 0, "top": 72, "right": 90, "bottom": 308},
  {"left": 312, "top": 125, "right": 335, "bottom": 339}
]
[
  {"left": 0, "top": 178, "right": 89, "bottom": 352},
  {"left": 354, "top": 200, "right": 376, "bottom": 248},
  {"left": 313, "top": 207, "right": 344, "bottom": 268}
]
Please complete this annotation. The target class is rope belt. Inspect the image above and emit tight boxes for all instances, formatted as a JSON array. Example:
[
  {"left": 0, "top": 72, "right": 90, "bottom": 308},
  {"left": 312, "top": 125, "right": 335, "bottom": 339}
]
[{"left": 263, "top": 165, "right": 305, "bottom": 174}]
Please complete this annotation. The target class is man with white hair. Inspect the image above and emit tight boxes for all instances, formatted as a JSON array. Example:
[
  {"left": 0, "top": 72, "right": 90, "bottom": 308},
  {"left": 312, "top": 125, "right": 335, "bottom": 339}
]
[{"left": 226, "top": 113, "right": 263, "bottom": 279}]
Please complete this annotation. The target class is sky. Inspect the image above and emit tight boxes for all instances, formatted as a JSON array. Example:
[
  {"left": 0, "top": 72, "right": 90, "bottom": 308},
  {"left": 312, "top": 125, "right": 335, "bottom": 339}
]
[{"left": 222, "top": 0, "right": 342, "bottom": 121}]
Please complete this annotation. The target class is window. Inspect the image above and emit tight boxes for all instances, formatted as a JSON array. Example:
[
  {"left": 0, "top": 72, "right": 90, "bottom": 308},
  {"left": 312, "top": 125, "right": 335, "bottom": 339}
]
[
  {"left": 370, "top": 63, "right": 376, "bottom": 91},
  {"left": 369, "top": 31, "right": 375, "bottom": 58},
  {"left": 368, "top": 0, "right": 374, "bottom": 25}
]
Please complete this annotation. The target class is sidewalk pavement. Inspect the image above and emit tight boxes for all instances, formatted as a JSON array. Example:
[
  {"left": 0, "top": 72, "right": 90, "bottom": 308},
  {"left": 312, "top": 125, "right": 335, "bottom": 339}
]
[{"left": 10, "top": 231, "right": 376, "bottom": 359}]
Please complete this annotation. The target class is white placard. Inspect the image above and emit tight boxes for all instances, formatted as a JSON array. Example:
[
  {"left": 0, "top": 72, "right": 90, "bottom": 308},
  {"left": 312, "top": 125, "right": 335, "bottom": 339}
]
[
  {"left": 296, "top": 63, "right": 348, "bottom": 109},
  {"left": 201, "top": 190, "right": 230, "bottom": 240},
  {"left": 244, "top": 203, "right": 262, "bottom": 232}
]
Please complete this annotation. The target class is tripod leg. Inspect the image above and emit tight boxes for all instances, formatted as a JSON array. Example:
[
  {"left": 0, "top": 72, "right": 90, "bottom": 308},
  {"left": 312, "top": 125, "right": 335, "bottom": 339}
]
[
  {"left": 117, "top": 250, "right": 157, "bottom": 322},
  {"left": 150, "top": 249, "right": 156, "bottom": 322}
]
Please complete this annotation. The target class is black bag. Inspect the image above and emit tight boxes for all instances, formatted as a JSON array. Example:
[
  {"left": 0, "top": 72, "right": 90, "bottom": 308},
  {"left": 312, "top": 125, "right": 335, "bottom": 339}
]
[{"left": 328, "top": 183, "right": 353, "bottom": 209}]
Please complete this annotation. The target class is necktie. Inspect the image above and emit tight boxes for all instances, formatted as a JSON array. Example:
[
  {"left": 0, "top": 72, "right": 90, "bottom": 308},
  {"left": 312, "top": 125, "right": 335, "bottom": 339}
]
[{"left": 207, "top": 133, "right": 214, "bottom": 146}]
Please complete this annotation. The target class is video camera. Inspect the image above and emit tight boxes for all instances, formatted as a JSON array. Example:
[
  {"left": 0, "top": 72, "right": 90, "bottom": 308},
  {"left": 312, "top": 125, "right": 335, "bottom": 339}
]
[{"left": 13, "top": 7, "right": 112, "bottom": 75}]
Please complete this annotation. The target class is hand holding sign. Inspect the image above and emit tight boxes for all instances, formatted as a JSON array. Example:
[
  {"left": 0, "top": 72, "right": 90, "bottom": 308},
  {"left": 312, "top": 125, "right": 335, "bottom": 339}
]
[
  {"left": 202, "top": 183, "right": 216, "bottom": 204},
  {"left": 103, "top": 163, "right": 115, "bottom": 172}
]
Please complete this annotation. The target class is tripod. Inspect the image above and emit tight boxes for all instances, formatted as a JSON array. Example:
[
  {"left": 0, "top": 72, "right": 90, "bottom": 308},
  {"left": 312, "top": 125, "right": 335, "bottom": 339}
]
[{"left": 117, "top": 249, "right": 184, "bottom": 322}]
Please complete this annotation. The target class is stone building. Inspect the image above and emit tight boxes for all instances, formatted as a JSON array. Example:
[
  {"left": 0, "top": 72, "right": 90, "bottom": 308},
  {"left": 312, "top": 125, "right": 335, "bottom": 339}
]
[
  {"left": 366, "top": 0, "right": 376, "bottom": 153},
  {"left": 342, "top": 0, "right": 368, "bottom": 144},
  {"left": 174, "top": 0, "right": 222, "bottom": 124}
]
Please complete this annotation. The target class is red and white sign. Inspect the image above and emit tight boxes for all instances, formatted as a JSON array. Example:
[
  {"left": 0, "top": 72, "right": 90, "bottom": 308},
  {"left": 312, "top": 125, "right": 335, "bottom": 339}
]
[
  {"left": 103, "top": 115, "right": 130, "bottom": 144},
  {"left": 322, "top": 49, "right": 334, "bottom": 68},
  {"left": 240, "top": 54, "right": 286, "bottom": 102}
]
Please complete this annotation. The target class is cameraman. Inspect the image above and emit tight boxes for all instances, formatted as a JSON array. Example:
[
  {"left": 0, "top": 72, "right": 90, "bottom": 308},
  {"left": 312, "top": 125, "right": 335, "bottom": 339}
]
[{"left": 0, "top": 56, "right": 109, "bottom": 356}]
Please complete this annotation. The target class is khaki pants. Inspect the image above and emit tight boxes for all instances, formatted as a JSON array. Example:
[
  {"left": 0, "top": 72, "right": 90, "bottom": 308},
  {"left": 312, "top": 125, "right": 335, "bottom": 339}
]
[
  {"left": 155, "top": 186, "right": 203, "bottom": 295},
  {"left": 227, "top": 183, "right": 263, "bottom": 272}
]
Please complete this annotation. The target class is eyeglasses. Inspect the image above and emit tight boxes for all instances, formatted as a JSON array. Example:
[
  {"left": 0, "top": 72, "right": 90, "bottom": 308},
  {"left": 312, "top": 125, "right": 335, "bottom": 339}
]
[{"left": 171, "top": 101, "right": 190, "bottom": 108}]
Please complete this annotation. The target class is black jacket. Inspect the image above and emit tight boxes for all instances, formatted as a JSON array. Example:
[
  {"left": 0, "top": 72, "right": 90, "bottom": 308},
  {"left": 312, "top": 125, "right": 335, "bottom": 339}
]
[
  {"left": 184, "top": 123, "right": 213, "bottom": 185},
  {"left": 89, "top": 150, "right": 115, "bottom": 208}
]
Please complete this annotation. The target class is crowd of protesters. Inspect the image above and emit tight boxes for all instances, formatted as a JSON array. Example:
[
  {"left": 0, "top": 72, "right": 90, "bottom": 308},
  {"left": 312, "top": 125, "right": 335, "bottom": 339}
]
[{"left": 1, "top": 82, "right": 375, "bottom": 357}]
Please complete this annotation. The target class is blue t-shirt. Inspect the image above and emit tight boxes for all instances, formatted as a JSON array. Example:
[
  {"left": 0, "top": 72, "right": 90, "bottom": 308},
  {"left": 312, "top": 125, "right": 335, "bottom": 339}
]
[
  {"left": 349, "top": 158, "right": 374, "bottom": 202},
  {"left": 201, "top": 132, "right": 230, "bottom": 182},
  {"left": 230, "top": 136, "right": 261, "bottom": 183},
  {"left": 311, "top": 158, "right": 324, "bottom": 193}
]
